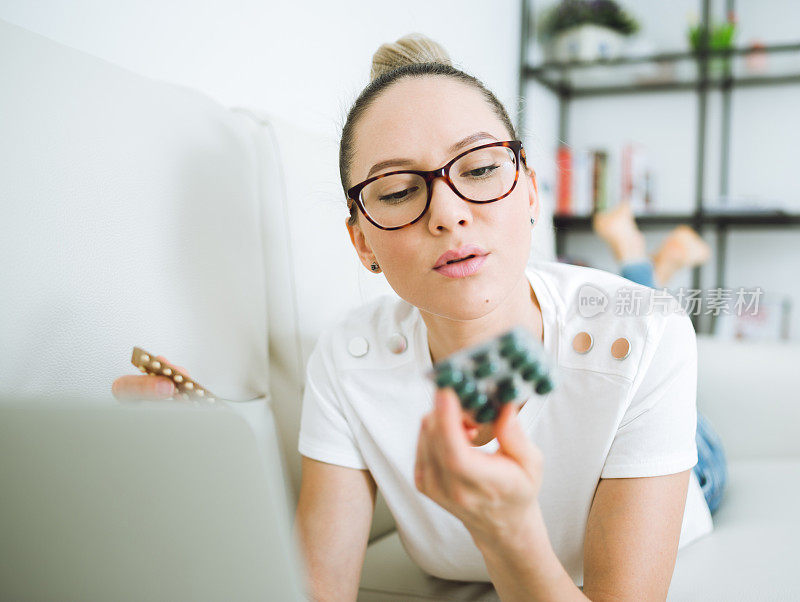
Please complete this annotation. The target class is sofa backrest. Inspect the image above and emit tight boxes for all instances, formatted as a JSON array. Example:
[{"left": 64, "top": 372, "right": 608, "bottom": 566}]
[{"left": 0, "top": 19, "right": 271, "bottom": 405}]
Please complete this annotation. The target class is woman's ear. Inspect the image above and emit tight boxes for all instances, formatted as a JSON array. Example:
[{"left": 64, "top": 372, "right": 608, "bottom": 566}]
[{"left": 345, "top": 216, "right": 378, "bottom": 270}]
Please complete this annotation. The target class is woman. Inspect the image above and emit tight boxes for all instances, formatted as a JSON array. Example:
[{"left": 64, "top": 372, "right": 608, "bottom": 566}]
[{"left": 113, "top": 34, "right": 717, "bottom": 601}]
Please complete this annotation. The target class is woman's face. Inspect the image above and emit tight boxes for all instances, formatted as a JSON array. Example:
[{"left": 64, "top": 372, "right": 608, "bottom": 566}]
[{"left": 346, "top": 76, "right": 540, "bottom": 321}]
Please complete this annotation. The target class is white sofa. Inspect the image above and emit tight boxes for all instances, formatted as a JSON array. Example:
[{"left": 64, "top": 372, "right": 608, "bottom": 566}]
[{"left": 2, "top": 20, "right": 798, "bottom": 601}]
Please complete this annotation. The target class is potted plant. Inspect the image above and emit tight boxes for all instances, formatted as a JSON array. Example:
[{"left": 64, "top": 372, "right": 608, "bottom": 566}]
[
  {"left": 538, "top": 0, "right": 640, "bottom": 63},
  {"left": 688, "top": 10, "right": 737, "bottom": 76}
]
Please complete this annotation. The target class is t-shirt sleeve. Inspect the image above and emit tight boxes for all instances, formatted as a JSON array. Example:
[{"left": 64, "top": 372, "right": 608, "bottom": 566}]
[
  {"left": 297, "top": 331, "right": 369, "bottom": 470},
  {"left": 600, "top": 310, "right": 699, "bottom": 478}
]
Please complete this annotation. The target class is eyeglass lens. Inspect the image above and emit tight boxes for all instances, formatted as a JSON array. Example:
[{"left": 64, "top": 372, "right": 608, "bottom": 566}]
[{"left": 360, "top": 145, "right": 518, "bottom": 229}]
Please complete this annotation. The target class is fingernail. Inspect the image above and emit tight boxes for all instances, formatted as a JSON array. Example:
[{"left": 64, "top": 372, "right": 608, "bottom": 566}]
[{"left": 157, "top": 380, "right": 174, "bottom": 396}]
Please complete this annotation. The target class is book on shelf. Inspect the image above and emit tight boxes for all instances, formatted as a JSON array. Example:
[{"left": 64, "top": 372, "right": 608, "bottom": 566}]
[
  {"left": 556, "top": 144, "right": 665, "bottom": 217},
  {"left": 556, "top": 145, "right": 571, "bottom": 215},
  {"left": 572, "top": 149, "right": 593, "bottom": 216},
  {"left": 621, "top": 142, "right": 654, "bottom": 214},
  {"left": 591, "top": 150, "right": 608, "bottom": 213},
  {"left": 555, "top": 146, "right": 610, "bottom": 217}
]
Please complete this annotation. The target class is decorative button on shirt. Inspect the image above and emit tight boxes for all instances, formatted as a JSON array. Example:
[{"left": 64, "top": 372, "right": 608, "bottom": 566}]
[
  {"left": 572, "top": 331, "right": 593, "bottom": 354},
  {"left": 611, "top": 337, "right": 631, "bottom": 360},
  {"left": 387, "top": 332, "right": 408, "bottom": 354},
  {"left": 347, "top": 336, "right": 369, "bottom": 357}
]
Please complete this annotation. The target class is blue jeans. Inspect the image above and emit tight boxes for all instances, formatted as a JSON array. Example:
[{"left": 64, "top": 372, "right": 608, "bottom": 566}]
[{"left": 621, "top": 260, "right": 728, "bottom": 514}]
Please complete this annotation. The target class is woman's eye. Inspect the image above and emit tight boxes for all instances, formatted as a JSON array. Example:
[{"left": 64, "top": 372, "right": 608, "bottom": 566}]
[
  {"left": 464, "top": 164, "right": 499, "bottom": 178},
  {"left": 379, "top": 187, "right": 418, "bottom": 202}
]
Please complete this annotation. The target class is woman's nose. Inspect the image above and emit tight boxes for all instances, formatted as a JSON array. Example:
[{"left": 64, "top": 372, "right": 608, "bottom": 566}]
[{"left": 427, "top": 178, "right": 471, "bottom": 233}]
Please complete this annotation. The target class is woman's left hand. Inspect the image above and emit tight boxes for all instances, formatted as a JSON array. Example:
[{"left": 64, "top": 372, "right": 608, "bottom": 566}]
[{"left": 414, "top": 386, "right": 545, "bottom": 546}]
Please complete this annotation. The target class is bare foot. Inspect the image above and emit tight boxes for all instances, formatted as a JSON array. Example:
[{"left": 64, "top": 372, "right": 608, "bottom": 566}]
[
  {"left": 592, "top": 201, "right": 647, "bottom": 263},
  {"left": 651, "top": 225, "right": 711, "bottom": 287}
]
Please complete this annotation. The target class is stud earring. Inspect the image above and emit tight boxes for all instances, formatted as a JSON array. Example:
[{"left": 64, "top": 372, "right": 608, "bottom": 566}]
[
  {"left": 530, "top": 217, "right": 535, "bottom": 226},
  {"left": 370, "top": 261, "right": 380, "bottom": 272}
]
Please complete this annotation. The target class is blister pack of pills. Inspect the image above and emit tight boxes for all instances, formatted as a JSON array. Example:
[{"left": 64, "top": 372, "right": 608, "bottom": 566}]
[
  {"left": 131, "top": 346, "right": 218, "bottom": 403},
  {"left": 426, "top": 327, "right": 555, "bottom": 424}
]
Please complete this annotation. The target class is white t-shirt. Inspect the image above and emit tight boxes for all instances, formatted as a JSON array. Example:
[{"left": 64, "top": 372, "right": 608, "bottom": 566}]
[{"left": 297, "top": 259, "right": 713, "bottom": 587}]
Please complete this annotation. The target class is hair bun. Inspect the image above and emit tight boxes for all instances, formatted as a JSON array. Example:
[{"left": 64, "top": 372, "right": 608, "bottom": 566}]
[{"left": 370, "top": 33, "right": 452, "bottom": 81}]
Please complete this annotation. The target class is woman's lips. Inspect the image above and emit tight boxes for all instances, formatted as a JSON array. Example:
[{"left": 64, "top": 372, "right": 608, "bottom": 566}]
[
  {"left": 434, "top": 244, "right": 489, "bottom": 268},
  {"left": 433, "top": 254, "right": 488, "bottom": 278}
]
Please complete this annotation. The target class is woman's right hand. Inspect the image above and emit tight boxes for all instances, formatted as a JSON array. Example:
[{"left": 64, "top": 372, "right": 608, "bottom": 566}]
[{"left": 111, "top": 355, "right": 188, "bottom": 401}]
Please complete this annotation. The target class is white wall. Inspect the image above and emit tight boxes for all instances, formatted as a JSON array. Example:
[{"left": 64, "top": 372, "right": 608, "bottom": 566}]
[
  {"left": 0, "top": 0, "right": 520, "bottom": 145},
  {"left": 524, "top": 0, "right": 800, "bottom": 340}
]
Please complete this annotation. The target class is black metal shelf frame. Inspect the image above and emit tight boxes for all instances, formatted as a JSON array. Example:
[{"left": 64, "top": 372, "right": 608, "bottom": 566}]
[
  {"left": 525, "top": 42, "right": 800, "bottom": 97},
  {"left": 553, "top": 212, "right": 800, "bottom": 230},
  {"left": 517, "top": 0, "right": 800, "bottom": 334}
]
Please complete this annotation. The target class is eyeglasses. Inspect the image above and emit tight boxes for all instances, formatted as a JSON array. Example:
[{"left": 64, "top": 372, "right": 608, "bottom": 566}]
[{"left": 347, "top": 140, "right": 529, "bottom": 231}]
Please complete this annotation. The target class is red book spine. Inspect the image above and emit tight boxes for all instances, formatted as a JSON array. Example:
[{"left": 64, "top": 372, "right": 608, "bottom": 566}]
[{"left": 556, "top": 145, "right": 572, "bottom": 215}]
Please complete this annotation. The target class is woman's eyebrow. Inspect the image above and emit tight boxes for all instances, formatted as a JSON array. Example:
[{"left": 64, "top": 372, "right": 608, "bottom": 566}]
[
  {"left": 448, "top": 131, "right": 498, "bottom": 154},
  {"left": 365, "top": 132, "right": 499, "bottom": 179},
  {"left": 366, "top": 157, "right": 415, "bottom": 179}
]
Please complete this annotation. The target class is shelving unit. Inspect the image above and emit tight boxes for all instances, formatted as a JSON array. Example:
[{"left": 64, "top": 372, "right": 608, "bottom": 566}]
[{"left": 517, "top": 0, "right": 800, "bottom": 333}]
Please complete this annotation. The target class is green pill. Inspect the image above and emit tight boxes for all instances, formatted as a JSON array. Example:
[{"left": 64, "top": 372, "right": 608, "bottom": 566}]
[
  {"left": 435, "top": 368, "right": 464, "bottom": 389},
  {"left": 499, "top": 331, "right": 517, "bottom": 345},
  {"left": 500, "top": 329, "right": 522, "bottom": 346},
  {"left": 472, "top": 350, "right": 490, "bottom": 364},
  {"left": 498, "top": 384, "right": 519, "bottom": 404},
  {"left": 499, "top": 332, "right": 519, "bottom": 349},
  {"left": 535, "top": 376, "right": 554, "bottom": 395},
  {"left": 499, "top": 340, "right": 524, "bottom": 358},
  {"left": 435, "top": 360, "right": 455, "bottom": 373},
  {"left": 462, "top": 391, "right": 487, "bottom": 410},
  {"left": 520, "top": 360, "right": 545, "bottom": 382},
  {"left": 509, "top": 350, "right": 532, "bottom": 370},
  {"left": 475, "top": 403, "right": 498, "bottom": 423},
  {"left": 454, "top": 378, "right": 477, "bottom": 398},
  {"left": 474, "top": 360, "right": 498, "bottom": 379},
  {"left": 497, "top": 376, "right": 514, "bottom": 389}
]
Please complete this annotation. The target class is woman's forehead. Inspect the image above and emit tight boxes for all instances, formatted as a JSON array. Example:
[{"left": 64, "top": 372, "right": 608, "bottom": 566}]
[{"left": 352, "top": 77, "right": 510, "bottom": 181}]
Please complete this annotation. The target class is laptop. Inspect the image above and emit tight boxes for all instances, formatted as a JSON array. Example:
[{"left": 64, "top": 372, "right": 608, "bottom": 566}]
[{"left": 0, "top": 394, "right": 308, "bottom": 601}]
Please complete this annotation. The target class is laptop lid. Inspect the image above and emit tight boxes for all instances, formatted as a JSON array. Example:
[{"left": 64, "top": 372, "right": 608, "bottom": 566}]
[{"left": 0, "top": 395, "right": 308, "bottom": 601}]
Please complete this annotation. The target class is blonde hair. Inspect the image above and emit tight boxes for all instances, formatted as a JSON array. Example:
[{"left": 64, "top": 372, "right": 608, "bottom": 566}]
[
  {"left": 341, "top": 34, "right": 520, "bottom": 227},
  {"left": 369, "top": 33, "right": 452, "bottom": 81}
]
